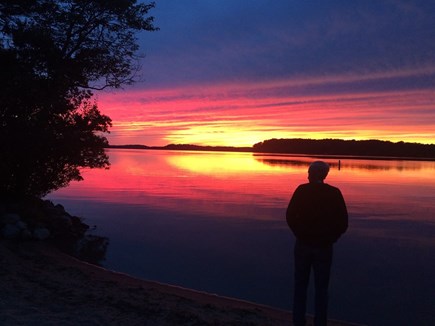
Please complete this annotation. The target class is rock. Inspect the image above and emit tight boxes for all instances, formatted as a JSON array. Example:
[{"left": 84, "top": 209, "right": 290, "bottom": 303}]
[
  {"left": 15, "top": 220, "right": 27, "bottom": 230},
  {"left": 60, "top": 214, "right": 73, "bottom": 226},
  {"left": 21, "top": 229, "right": 33, "bottom": 240},
  {"left": 33, "top": 228, "right": 50, "bottom": 240},
  {"left": 0, "top": 213, "right": 21, "bottom": 225},
  {"left": 76, "top": 235, "right": 109, "bottom": 265},
  {"left": 1, "top": 224, "right": 21, "bottom": 239},
  {"left": 42, "top": 201, "right": 66, "bottom": 218},
  {"left": 43, "top": 200, "right": 55, "bottom": 209}
]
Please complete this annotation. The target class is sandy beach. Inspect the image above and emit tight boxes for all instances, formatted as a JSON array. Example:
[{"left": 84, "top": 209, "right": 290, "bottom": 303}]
[{"left": 0, "top": 240, "right": 362, "bottom": 325}]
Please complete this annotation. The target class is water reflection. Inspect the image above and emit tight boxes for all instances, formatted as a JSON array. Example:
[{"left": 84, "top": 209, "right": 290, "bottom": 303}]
[
  {"left": 51, "top": 149, "right": 435, "bottom": 232},
  {"left": 168, "top": 151, "right": 291, "bottom": 174},
  {"left": 48, "top": 149, "right": 435, "bottom": 325},
  {"left": 254, "top": 153, "right": 435, "bottom": 172}
]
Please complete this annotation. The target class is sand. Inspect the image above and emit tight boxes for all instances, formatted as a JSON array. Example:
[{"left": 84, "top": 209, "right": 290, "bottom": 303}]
[{"left": 0, "top": 240, "right": 363, "bottom": 325}]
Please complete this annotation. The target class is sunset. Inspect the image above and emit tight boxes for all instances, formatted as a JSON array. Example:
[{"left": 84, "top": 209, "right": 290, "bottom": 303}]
[
  {"left": 100, "top": 78, "right": 435, "bottom": 146},
  {"left": 98, "top": 1, "right": 435, "bottom": 147},
  {"left": 2, "top": 1, "right": 435, "bottom": 325}
]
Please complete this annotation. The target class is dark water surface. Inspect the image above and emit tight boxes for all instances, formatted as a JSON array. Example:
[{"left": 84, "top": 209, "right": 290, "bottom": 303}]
[{"left": 49, "top": 149, "right": 435, "bottom": 325}]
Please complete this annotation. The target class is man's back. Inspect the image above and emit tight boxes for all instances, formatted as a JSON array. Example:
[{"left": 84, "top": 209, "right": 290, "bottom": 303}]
[{"left": 286, "top": 182, "right": 348, "bottom": 247}]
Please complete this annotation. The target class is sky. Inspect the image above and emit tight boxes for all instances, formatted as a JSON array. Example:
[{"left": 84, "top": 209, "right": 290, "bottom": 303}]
[{"left": 98, "top": 0, "right": 435, "bottom": 147}]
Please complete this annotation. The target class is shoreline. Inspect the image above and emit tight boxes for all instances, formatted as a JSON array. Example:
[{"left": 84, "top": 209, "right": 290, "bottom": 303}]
[
  {"left": 0, "top": 240, "right": 364, "bottom": 325},
  {"left": 107, "top": 146, "right": 435, "bottom": 162}
]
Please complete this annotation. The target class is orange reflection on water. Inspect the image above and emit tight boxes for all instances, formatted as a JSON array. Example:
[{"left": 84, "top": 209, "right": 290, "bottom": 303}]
[
  {"left": 50, "top": 150, "right": 435, "bottom": 223},
  {"left": 167, "top": 151, "right": 293, "bottom": 175},
  {"left": 51, "top": 150, "right": 302, "bottom": 220}
]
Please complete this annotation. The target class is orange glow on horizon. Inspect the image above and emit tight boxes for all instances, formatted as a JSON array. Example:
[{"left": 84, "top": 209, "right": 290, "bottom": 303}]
[{"left": 98, "top": 73, "right": 435, "bottom": 147}]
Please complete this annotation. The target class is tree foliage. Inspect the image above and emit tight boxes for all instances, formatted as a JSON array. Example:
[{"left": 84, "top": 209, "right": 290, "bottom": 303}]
[{"left": 0, "top": 0, "right": 158, "bottom": 197}]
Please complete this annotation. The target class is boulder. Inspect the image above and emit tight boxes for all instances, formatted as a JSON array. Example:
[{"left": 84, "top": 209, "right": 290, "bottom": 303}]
[
  {"left": 21, "top": 229, "right": 33, "bottom": 240},
  {"left": 1, "top": 224, "right": 21, "bottom": 239},
  {"left": 33, "top": 227, "right": 50, "bottom": 240},
  {"left": 55, "top": 204, "right": 65, "bottom": 212},
  {"left": 0, "top": 213, "right": 21, "bottom": 225},
  {"left": 15, "top": 220, "right": 27, "bottom": 230}
]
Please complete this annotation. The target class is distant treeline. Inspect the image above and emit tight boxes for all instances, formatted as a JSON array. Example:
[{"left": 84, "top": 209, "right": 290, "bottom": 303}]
[
  {"left": 107, "top": 144, "right": 252, "bottom": 152},
  {"left": 108, "top": 139, "right": 435, "bottom": 159},
  {"left": 163, "top": 144, "right": 252, "bottom": 152},
  {"left": 252, "top": 138, "right": 435, "bottom": 159}
]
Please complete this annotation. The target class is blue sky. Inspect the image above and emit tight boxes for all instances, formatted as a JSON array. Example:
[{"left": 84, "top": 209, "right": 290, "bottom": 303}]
[
  {"left": 101, "top": 0, "right": 435, "bottom": 146},
  {"left": 137, "top": 0, "right": 435, "bottom": 88}
]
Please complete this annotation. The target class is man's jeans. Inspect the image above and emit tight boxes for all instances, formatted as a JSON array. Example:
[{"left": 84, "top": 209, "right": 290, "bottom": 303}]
[{"left": 293, "top": 240, "right": 333, "bottom": 326}]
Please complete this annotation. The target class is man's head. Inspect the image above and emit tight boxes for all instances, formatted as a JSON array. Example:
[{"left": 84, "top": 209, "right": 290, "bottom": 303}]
[{"left": 308, "top": 161, "right": 330, "bottom": 183}]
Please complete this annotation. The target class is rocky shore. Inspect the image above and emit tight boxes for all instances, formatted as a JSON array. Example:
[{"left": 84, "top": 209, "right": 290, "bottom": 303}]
[{"left": 0, "top": 197, "right": 108, "bottom": 264}]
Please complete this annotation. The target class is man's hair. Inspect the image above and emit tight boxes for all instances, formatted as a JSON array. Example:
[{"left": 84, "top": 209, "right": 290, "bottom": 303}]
[{"left": 308, "top": 161, "right": 330, "bottom": 180}]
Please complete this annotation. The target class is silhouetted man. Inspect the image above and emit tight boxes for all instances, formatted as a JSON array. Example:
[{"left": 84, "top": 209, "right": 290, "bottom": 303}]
[{"left": 286, "top": 161, "right": 348, "bottom": 326}]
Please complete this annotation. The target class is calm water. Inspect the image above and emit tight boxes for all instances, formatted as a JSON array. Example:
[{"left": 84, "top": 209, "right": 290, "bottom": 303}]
[{"left": 48, "top": 149, "right": 435, "bottom": 325}]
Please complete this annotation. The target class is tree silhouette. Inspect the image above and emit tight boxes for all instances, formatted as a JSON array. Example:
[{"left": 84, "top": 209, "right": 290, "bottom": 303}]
[
  {"left": 253, "top": 138, "right": 435, "bottom": 158},
  {"left": 0, "top": 0, "right": 158, "bottom": 197}
]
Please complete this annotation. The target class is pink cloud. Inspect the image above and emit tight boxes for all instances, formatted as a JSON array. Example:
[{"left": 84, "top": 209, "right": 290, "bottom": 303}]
[{"left": 97, "top": 70, "right": 435, "bottom": 146}]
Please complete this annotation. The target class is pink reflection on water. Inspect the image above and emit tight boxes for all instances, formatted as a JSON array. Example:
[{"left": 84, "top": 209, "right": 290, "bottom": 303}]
[{"left": 50, "top": 150, "right": 435, "bottom": 225}]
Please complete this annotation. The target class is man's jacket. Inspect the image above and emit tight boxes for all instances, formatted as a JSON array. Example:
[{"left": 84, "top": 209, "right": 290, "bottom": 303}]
[{"left": 286, "top": 182, "right": 348, "bottom": 247}]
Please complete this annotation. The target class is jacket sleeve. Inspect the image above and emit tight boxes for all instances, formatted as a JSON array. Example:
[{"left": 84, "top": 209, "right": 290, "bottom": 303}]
[
  {"left": 286, "top": 186, "right": 301, "bottom": 234},
  {"left": 335, "top": 188, "right": 348, "bottom": 236}
]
